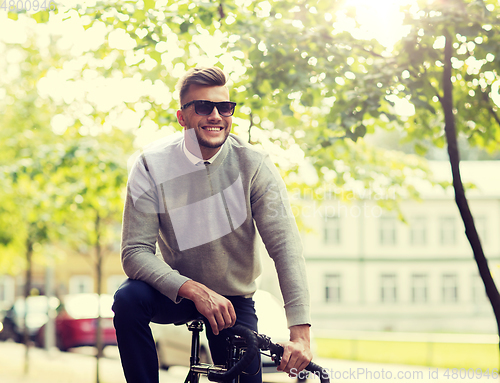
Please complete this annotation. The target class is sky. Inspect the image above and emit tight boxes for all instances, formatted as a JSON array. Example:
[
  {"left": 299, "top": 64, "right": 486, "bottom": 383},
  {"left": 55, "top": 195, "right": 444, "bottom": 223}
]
[{"left": 334, "top": 0, "right": 414, "bottom": 51}]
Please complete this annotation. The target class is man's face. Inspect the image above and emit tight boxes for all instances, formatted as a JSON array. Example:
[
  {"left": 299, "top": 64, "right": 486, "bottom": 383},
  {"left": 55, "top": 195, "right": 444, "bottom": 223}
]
[{"left": 177, "top": 85, "right": 232, "bottom": 158}]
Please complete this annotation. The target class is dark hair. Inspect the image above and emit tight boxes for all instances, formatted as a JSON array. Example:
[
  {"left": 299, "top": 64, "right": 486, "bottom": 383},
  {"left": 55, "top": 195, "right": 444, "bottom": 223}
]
[{"left": 177, "top": 67, "right": 227, "bottom": 105}]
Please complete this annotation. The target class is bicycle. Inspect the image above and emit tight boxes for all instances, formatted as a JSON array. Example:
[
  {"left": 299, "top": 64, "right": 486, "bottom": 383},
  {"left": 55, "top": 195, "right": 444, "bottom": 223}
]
[{"left": 180, "top": 317, "right": 330, "bottom": 383}]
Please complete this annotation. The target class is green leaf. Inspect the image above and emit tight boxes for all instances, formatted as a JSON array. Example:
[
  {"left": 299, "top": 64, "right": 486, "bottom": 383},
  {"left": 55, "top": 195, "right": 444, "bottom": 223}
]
[
  {"left": 354, "top": 124, "right": 367, "bottom": 139},
  {"left": 180, "top": 21, "right": 191, "bottom": 34},
  {"left": 301, "top": 92, "right": 315, "bottom": 107},
  {"left": 31, "top": 11, "right": 50, "bottom": 23},
  {"left": 281, "top": 104, "right": 293, "bottom": 116},
  {"left": 144, "top": 0, "right": 155, "bottom": 12}
]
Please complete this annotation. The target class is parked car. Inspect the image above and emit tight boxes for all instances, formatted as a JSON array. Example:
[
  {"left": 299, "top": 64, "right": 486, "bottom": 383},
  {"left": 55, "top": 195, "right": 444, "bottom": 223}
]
[
  {"left": 36, "top": 293, "right": 117, "bottom": 351},
  {"left": 152, "top": 290, "right": 294, "bottom": 374},
  {"left": 0, "top": 295, "right": 59, "bottom": 343}
]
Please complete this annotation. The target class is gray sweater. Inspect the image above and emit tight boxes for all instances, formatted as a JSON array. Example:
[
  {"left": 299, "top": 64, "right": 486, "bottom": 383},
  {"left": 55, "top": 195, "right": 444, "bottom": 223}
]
[{"left": 121, "top": 133, "right": 310, "bottom": 327}]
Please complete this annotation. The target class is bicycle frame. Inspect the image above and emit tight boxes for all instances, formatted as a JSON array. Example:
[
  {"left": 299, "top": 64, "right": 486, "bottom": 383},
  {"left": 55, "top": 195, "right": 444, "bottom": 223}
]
[
  {"left": 183, "top": 318, "right": 216, "bottom": 383},
  {"left": 183, "top": 318, "right": 254, "bottom": 383}
]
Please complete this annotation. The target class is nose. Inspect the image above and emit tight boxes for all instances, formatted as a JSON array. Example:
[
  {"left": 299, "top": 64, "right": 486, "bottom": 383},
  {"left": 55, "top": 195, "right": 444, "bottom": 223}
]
[{"left": 207, "top": 106, "right": 222, "bottom": 121}]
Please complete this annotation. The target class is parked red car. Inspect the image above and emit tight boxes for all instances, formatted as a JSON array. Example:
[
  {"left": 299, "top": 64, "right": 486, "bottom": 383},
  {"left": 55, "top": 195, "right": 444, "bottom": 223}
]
[{"left": 37, "top": 294, "right": 117, "bottom": 351}]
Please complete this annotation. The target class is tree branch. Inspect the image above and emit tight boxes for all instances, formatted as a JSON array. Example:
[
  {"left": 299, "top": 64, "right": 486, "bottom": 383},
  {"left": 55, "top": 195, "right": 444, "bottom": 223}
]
[
  {"left": 481, "top": 89, "right": 500, "bottom": 128},
  {"left": 423, "top": 65, "right": 443, "bottom": 102},
  {"left": 218, "top": 1, "right": 225, "bottom": 20},
  {"left": 248, "top": 112, "right": 253, "bottom": 144},
  {"left": 350, "top": 43, "right": 387, "bottom": 59}
]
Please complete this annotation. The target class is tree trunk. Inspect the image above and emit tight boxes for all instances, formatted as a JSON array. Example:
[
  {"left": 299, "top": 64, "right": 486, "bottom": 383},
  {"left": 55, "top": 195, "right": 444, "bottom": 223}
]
[
  {"left": 95, "top": 212, "right": 103, "bottom": 383},
  {"left": 23, "top": 238, "right": 33, "bottom": 375},
  {"left": 441, "top": 30, "right": 500, "bottom": 365}
]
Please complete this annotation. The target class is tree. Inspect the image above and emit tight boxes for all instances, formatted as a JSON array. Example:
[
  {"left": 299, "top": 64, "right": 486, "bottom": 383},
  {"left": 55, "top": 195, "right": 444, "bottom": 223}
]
[
  {"left": 42, "top": 0, "right": 428, "bottom": 213},
  {"left": 1, "top": 10, "right": 133, "bottom": 382},
  {"left": 387, "top": 0, "right": 500, "bottom": 359},
  {"left": 0, "top": 14, "right": 131, "bottom": 379},
  {"left": 0, "top": 24, "right": 72, "bottom": 371},
  {"left": 254, "top": 0, "right": 500, "bottom": 362},
  {"left": 55, "top": 134, "right": 130, "bottom": 382},
  {"left": 2, "top": 143, "right": 74, "bottom": 373}
]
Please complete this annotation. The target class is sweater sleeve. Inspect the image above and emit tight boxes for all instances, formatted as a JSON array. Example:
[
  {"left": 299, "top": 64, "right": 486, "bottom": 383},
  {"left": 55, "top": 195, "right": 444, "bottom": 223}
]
[
  {"left": 120, "top": 155, "right": 190, "bottom": 302},
  {"left": 250, "top": 155, "right": 311, "bottom": 328}
]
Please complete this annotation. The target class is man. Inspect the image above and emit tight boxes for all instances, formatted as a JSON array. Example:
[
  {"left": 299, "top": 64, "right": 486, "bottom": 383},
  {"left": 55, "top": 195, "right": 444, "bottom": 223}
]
[{"left": 112, "top": 67, "right": 312, "bottom": 383}]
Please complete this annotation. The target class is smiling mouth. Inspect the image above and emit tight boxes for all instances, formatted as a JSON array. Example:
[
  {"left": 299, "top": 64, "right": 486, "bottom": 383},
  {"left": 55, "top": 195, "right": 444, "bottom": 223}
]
[{"left": 202, "top": 126, "right": 224, "bottom": 131}]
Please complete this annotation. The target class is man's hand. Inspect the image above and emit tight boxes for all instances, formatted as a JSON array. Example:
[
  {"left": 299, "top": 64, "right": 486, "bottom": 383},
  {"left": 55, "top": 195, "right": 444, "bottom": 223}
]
[
  {"left": 277, "top": 324, "right": 313, "bottom": 375},
  {"left": 178, "top": 280, "right": 236, "bottom": 335}
]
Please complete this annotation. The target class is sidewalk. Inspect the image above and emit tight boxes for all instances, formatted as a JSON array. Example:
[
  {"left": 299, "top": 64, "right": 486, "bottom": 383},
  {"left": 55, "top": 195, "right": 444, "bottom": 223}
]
[
  {"left": 0, "top": 341, "right": 176, "bottom": 383},
  {"left": 0, "top": 341, "right": 123, "bottom": 383},
  {"left": 0, "top": 341, "right": 494, "bottom": 383}
]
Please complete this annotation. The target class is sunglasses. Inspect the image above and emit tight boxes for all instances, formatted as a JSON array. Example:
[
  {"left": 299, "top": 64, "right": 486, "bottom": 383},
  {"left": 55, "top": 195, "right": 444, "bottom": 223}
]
[{"left": 181, "top": 100, "right": 237, "bottom": 117}]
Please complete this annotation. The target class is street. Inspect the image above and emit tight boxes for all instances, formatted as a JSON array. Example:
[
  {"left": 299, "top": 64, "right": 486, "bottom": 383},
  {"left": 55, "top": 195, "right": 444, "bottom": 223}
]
[
  {"left": 0, "top": 341, "right": 495, "bottom": 383},
  {"left": 0, "top": 342, "right": 172, "bottom": 383}
]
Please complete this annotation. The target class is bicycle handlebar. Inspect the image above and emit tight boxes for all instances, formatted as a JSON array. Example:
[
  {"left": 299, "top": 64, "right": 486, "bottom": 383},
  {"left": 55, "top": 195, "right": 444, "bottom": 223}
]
[{"left": 206, "top": 325, "right": 330, "bottom": 383}]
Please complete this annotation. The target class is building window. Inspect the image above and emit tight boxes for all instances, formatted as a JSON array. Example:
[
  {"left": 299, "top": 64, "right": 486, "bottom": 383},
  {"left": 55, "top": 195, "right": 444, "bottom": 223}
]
[
  {"left": 442, "top": 274, "right": 458, "bottom": 303},
  {"left": 439, "top": 217, "right": 457, "bottom": 245},
  {"left": 411, "top": 274, "right": 428, "bottom": 303},
  {"left": 324, "top": 216, "right": 341, "bottom": 244},
  {"left": 325, "top": 274, "right": 341, "bottom": 303},
  {"left": 410, "top": 217, "right": 427, "bottom": 245},
  {"left": 380, "top": 274, "right": 397, "bottom": 303},
  {"left": 471, "top": 274, "right": 488, "bottom": 303},
  {"left": 379, "top": 217, "right": 397, "bottom": 245},
  {"left": 69, "top": 275, "right": 93, "bottom": 294}
]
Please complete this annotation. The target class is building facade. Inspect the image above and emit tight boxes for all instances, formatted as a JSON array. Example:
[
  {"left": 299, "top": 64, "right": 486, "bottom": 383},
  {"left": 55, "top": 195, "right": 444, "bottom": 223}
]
[{"left": 301, "top": 161, "right": 500, "bottom": 333}]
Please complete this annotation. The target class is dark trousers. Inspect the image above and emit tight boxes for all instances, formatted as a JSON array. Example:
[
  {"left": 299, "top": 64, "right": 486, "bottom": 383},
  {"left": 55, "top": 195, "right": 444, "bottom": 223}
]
[{"left": 112, "top": 279, "right": 262, "bottom": 383}]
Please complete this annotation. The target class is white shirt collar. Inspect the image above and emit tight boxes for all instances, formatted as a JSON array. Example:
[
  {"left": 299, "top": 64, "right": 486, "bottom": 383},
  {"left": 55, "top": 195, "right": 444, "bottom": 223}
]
[{"left": 182, "top": 139, "right": 224, "bottom": 166}]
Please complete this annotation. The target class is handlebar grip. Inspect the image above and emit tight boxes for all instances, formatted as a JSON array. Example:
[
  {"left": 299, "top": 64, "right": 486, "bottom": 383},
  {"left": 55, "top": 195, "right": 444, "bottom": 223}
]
[
  {"left": 305, "top": 361, "right": 330, "bottom": 383},
  {"left": 266, "top": 339, "right": 330, "bottom": 383},
  {"left": 207, "top": 325, "right": 258, "bottom": 382}
]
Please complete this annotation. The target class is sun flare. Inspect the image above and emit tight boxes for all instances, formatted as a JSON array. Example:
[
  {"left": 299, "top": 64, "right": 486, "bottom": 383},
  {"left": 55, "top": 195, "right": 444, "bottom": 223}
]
[{"left": 335, "top": 0, "right": 416, "bottom": 50}]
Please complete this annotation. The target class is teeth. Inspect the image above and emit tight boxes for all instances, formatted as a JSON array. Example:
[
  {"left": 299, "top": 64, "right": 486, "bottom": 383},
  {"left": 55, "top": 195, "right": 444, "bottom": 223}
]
[{"left": 205, "top": 127, "right": 221, "bottom": 131}]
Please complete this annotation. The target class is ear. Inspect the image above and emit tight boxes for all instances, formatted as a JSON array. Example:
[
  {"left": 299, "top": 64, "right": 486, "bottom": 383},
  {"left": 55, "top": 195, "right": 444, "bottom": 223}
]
[{"left": 176, "top": 109, "right": 186, "bottom": 127}]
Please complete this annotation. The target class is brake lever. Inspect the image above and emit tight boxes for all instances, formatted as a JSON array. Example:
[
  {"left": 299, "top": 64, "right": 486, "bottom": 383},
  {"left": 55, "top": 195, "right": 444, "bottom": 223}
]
[{"left": 254, "top": 332, "right": 284, "bottom": 366}]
